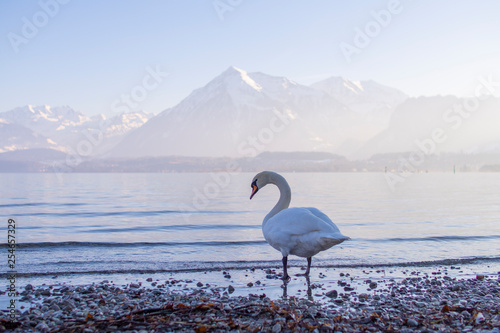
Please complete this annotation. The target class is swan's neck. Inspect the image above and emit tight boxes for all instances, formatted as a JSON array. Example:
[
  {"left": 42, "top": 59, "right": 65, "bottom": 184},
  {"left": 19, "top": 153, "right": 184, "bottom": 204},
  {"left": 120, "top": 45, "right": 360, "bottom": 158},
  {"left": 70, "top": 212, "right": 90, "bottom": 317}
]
[{"left": 264, "top": 174, "right": 291, "bottom": 224}]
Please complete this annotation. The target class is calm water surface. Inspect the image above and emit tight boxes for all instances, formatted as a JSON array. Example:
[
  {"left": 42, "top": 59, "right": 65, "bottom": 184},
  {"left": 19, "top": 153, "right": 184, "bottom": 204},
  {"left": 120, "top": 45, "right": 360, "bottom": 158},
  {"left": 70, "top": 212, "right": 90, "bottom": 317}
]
[{"left": 1, "top": 172, "right": 499, "bottom": 277}]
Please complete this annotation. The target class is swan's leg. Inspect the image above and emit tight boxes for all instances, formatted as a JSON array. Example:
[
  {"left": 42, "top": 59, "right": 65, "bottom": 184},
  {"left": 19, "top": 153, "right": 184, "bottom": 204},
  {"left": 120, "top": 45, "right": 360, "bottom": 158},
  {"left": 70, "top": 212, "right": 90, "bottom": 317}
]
[
  {"left": 282, "top": 256, "right": 290, "bottom": 281},
  {"left": 296, "top": 257, "right": 312, "bottom": 276},
  {"left": 304, "top": 257, "right": 312, "bottom": 276}
]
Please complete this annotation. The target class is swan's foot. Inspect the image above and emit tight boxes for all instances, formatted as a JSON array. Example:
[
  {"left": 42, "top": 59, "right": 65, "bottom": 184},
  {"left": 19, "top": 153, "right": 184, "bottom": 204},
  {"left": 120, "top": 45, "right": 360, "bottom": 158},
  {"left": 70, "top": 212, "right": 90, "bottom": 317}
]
[{"left": 282, "top": 256, "right": 291, "bottom": 281}]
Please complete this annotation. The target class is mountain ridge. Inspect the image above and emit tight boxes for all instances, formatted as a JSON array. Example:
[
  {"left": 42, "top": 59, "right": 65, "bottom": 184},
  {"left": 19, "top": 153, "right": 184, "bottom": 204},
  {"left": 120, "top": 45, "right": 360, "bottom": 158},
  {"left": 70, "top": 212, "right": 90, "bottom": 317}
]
[
  {"left": 108, "top": 66, "right": 404, "bottom": 158},
  {"left": 3, "top": 66, "right": 499, "bottom": 164},
  {"left": 0, "top": 105, "right": 152, "bottom": 155}
]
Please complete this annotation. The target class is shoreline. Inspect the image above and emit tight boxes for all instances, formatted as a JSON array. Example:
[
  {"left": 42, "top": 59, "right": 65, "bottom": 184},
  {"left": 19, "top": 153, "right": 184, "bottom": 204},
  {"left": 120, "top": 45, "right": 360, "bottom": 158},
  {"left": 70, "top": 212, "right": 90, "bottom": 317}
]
[{"left": 1, "top": 263, "right": 500, "bottom": 332}]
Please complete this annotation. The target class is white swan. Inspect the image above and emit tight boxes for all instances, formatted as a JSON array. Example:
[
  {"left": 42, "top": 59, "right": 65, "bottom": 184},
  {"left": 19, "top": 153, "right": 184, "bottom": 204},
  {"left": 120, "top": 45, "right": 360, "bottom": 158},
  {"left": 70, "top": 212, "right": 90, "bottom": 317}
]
[{"left": 250, "top": 171, "right": 349, "bottom": 280}]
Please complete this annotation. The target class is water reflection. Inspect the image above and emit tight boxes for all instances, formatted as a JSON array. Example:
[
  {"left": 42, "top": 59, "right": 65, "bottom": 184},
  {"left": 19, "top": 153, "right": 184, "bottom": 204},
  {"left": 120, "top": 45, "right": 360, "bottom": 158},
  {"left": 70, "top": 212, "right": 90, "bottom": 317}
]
[{"left": 281, "top": 275, "right": 313, "bottom": 301}]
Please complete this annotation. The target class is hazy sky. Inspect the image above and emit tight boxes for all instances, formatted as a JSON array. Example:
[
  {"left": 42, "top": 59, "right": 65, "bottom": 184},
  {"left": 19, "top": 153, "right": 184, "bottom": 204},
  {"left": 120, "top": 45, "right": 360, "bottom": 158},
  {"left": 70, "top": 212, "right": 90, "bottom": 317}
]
[{"left": 1, "top": 0, "right": 499, "bottom": 116}]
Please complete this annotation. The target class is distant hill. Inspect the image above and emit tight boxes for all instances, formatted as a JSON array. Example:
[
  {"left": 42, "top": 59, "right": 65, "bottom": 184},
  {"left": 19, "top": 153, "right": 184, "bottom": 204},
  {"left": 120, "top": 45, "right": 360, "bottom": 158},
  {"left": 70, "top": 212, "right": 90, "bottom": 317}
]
[
  {"left": 479, "top": 164, "right": 500, "bottom": 172},
  {"left": 0, "top": 148, "right": 68, "bottom": 172},
  {"left": 0, "top": 148, "right": 499, "bottom": 173},
  {"left": 254, "top": 151, "right": 345, "bottom": 161},
  {"left": 0, "top": 148, "right": 67, "bottom": 161},
  {"left": 70, "top": 151, "right": 354, "bottom": 173},
  {"left": 357, "top": 96, "right": 500, "bottom": 158},
  {"left": 0, "top": 120, "right": 61, "bottom": 153}
]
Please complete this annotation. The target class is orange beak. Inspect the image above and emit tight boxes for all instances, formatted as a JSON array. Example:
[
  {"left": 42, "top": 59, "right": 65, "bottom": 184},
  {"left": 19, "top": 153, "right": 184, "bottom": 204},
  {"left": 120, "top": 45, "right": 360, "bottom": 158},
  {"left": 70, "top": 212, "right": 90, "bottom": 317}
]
[{"left": 250, "top": 182, "right": 258, "bottom": 199}]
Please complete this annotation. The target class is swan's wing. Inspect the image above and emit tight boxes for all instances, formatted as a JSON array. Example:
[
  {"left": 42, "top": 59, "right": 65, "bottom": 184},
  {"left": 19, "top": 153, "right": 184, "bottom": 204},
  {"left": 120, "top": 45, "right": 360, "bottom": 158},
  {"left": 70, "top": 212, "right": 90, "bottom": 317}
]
[
  {"left": 264, "top": 207, "right": 349, "bottom": 257},
  {"left": 303, "top": 207, "right": 340, "bottom": 232},
  {"left": 266, "top": 207, "right": 345, "bottom": 237}
]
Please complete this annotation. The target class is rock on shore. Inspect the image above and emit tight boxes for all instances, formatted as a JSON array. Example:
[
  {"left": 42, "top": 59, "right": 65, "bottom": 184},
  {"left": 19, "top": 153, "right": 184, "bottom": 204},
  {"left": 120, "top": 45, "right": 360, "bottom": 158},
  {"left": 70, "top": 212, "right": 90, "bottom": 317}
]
[{"left": 2, "top": 275, "right": 500, "bottom": 332}]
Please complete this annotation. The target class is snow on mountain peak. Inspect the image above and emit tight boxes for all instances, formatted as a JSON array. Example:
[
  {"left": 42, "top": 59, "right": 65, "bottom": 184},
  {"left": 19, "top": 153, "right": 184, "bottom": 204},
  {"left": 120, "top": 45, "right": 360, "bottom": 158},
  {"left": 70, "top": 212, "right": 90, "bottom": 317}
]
[
  {"left": 345, "top": 79, "right": 364, "bottom": 94},
  {"left": 311, "top": 77, "right": 364, "bottom": 97},
  {"left": 240, "top": 72, "right": 262, "bottom": 92},
  {"left": 219, "top": 66, "right": 262, "bottom": 92}
]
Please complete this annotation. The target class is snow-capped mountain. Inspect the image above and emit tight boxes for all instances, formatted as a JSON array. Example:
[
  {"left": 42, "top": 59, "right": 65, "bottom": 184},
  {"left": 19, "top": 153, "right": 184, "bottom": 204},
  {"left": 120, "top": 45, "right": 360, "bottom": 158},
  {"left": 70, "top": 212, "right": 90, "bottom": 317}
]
[
  {"left": 109, "top": 67, "right": 411, "bottom": 158},
  {"left": 0, "top": 105, "right": 152, "bottom": 155},
  {"left": 109, "top": 66, "right": 369, "bottom": 158},
  {"left": 1, "top": 105, "right": 91, "bottom": 137}
]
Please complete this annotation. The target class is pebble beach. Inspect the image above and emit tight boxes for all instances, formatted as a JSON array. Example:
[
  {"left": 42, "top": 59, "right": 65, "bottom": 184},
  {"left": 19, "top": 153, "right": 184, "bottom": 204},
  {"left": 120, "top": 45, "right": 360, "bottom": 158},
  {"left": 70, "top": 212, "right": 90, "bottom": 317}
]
[{"left": 2, "top": 265, "right": 500, "bottom": 332}]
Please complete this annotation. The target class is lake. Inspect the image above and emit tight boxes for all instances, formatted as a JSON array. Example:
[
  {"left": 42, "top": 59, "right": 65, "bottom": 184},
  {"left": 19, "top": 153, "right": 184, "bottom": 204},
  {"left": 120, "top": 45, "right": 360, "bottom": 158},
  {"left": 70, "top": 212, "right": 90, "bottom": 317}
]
[{"left": 1, "top": 172, "right": 500, "bottom": 278}]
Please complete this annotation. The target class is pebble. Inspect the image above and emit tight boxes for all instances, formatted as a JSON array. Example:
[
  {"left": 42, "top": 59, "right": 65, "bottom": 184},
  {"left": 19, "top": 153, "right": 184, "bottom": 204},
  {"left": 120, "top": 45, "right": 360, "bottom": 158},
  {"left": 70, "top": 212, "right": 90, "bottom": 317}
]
[
  {"left": 407, "top": 318, "right": 419, "bottom": 327},
  {"left": 476, "top": 312, "right": 485, "bottom": 324},
  {"left": 4, "top": 274, "right": 500, "bottom": 332},
  {"left": 35, "top": 321, "right": 50, "bottom": 332},
  {"left": 40, "top": 289, "right": 51, "bottom": 296},
  {"left": 325, "top": 290, "right": 338, "bottom": 298},
  {"left": 358, "top": 293, "right": 369, "bottom": 301}
]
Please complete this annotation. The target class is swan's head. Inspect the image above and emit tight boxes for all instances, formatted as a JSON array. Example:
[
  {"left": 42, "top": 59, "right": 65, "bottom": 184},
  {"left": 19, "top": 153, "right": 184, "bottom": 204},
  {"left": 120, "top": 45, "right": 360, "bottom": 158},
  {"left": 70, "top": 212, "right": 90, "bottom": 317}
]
[{"left": 249, "top": 171, "right": 275, "bottom": 200}]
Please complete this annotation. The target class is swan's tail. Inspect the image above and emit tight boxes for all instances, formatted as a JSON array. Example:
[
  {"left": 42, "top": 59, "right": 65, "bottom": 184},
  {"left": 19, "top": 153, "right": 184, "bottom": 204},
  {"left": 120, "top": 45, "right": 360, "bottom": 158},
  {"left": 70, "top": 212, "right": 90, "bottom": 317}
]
[{"left": 319, "top": 234, "right": 350, "bottom": 250}]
